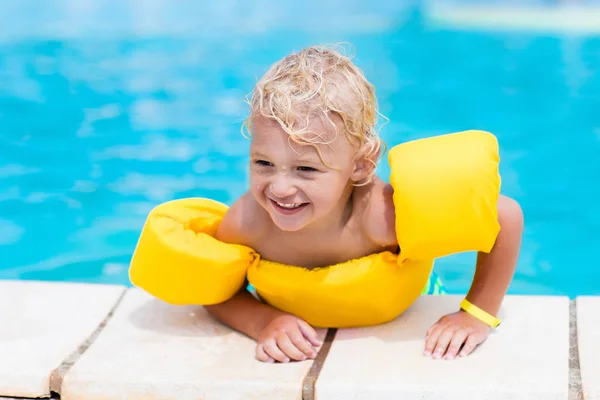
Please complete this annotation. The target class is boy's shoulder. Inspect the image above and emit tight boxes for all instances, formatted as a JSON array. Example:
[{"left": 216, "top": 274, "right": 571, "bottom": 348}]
[
  {"left": 216, "top": 192, "right": 268, "bottom": 247},
  {"left": 355, "top": 177, "right": 398, "bottom": 249}
]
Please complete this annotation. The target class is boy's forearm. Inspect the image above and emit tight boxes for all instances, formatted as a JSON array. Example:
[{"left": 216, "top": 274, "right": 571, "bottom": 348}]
[
  {"left": 466, "top": 196, "right": 524, "bottom": 316},
  {"left": 204, "top": 290, "right": 284, "bottom": 340}
]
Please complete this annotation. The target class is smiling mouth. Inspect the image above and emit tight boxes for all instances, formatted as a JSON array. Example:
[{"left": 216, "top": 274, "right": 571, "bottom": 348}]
[{"left": 270, "top": 199, "right": 308, "bottom": 214}]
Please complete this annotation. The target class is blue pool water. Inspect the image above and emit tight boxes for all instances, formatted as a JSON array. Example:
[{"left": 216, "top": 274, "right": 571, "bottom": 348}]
[{"left": 0, "top": 1, "right": 599, "bottom": 297}]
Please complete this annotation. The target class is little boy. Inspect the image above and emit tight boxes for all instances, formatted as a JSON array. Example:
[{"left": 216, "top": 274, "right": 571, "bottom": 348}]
[{"left": 202, "top": 45, "right": 523, "bottom": 363}]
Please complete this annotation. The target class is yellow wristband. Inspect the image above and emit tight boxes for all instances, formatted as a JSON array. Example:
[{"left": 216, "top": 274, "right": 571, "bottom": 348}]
[{"left": 460, "top": 299, "right": 501, "bottom": 328}]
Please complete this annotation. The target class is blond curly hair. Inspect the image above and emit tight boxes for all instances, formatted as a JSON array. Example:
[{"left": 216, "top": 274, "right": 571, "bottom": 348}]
[{"left": 243, "top": 44, "right": 386, "bottom": 184}]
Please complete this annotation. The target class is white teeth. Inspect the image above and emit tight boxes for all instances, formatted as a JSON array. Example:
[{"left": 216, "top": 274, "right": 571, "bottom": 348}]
[{"left": 276, "top": 202, "right": 302, "bottom": 209}]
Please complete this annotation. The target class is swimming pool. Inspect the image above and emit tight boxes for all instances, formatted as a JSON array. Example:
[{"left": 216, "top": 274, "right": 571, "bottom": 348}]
[{"left": 1, "top": 1, "right": 599, "bottom": 297}]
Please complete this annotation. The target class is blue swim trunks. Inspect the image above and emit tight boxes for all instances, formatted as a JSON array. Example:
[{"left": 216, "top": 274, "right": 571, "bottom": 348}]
[{"left": 421, "top": 270, "right": 447, "bottom": 295}]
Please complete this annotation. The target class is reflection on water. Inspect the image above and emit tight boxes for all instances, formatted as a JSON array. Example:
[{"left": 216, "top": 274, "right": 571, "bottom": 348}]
[
  {"left": 0, "top": 1, "right": 599, "bottom": 297},
  {"left": 425, "top": 0, "right": 600, "bottom": 35}
]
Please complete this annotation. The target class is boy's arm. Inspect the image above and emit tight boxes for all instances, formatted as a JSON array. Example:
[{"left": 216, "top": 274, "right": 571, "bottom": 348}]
[
  {"left": 424, "top": 194, "right": 524, "bottom": 360},
  {"left": 465, "top": 194, "right": 524, "bottom": 316},
  {"left": 204, "top": 288, "right": 284, "bottom": 341}
]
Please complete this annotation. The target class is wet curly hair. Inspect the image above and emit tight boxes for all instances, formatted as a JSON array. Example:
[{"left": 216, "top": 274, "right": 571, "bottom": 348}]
[{"left": 242, "top": 44, "right": 387, "bottom": 184}]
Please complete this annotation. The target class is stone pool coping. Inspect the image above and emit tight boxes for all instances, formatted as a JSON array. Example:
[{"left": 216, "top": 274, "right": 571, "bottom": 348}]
[{"left": 0, "top": 279, "right": 598, "bottom": 400}]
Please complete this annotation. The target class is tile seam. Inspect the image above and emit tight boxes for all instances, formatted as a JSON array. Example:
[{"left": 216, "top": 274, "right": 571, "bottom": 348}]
[
  {"left": 569, "top": 299, "right": 583, "bottom": 400},
  {"left": 48, "top": 287, "right": 128, "bottom": 397},
  {"left": 302, "top": 328, "right": 337, "bottom": 400}
]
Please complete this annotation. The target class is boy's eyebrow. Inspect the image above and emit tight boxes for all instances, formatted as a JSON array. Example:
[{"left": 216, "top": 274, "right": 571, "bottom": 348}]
[{"left": 250, "top": 151, "right": 270, "bottom": 159}]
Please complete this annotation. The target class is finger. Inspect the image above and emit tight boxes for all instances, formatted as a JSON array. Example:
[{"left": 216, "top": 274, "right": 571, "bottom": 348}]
[
  {"left": 262, "top": 338, "right": 290, "bottom": 363},
  {"left": 459, "top": 334, "right": 481, "bottom": 357},
  {"left": 424, "top": 325, "right": 444, "bottom": 356},
  {"left": 426, "top": 321, "right": 440, "bottom": 337},
  {"left": 297, "top": 319, "right": 322, "bottom": 347},
  {"left": 444, "top": 329, "right": 470, "bottom": 360},
  {"left": 276, "top": 332, "right": 309, "bottom": 361},
  {"left": 431, "top": 328, "right": 454, "bottom": 359},
  {"left": 255, "top": 344, "right": 274, "bottom": 363},
  {"left": 288, "top": 329, "right": 318, "bottom": 359}
]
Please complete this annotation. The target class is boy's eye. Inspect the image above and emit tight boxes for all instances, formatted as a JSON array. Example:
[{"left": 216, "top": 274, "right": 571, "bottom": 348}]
[
  {"left": 297, "top": 166, "right": 317, "bottom": 172},
  {"left": 254, "top": 160, "right": 272, "bottom": 167}
]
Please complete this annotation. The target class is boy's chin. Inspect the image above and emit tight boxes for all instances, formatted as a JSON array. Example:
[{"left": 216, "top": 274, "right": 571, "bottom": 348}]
[
  {"left": 269, "top": 214, "right": 308, "bottom": 232},
  {"left": 272, "top": 220, "right": 306, "bottom": 232}
]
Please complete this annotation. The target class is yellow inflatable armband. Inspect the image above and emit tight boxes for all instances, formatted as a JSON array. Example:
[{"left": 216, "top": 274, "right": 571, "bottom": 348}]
[
  {"left": 248, "top": 255, "right": 434, "bottom": 328},
  {"left": 129, "top": 198, "right": 258, "bottom": 305},
  {"left": 390, "top": 130, "right": 501, "bottom": 262}
]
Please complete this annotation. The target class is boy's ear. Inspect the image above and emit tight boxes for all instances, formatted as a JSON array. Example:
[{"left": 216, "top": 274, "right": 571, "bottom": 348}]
[{"left": 351, "top": 145, "right": 380, "bottom": 182}]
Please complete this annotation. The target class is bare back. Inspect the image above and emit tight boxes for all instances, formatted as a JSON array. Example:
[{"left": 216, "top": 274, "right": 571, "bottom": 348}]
[{"left": 217, "top": 177, "right": 399, "bottom": 269}]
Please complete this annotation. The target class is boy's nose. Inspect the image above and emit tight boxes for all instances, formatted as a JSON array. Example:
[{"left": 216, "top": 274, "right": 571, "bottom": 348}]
[{"left": 270, "top": 177, "right": 297, "bottom": 198}]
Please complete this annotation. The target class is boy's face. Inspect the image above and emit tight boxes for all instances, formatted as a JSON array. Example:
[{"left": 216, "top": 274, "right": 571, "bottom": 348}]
[{"left": 249, "top": 113, "right": 363, "bottom": 232}]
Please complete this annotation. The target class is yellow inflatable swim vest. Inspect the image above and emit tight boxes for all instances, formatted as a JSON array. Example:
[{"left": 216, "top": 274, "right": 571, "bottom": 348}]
[{"left": 129, "top": 130, "right": 501, "bottom": 328}]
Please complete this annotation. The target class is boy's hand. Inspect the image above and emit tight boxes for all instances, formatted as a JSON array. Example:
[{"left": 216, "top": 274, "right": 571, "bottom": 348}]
[
  {"left": 255, "top": 313, "right": 322, "bottom": 363},
  {"left": 424, "top": 310, "right": 490, "bottom": 360}
]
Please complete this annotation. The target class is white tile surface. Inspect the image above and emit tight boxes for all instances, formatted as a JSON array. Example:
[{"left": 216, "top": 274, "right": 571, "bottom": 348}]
[
  {"left": 316, "top": 295, "right": 569, "bottom": 400},
  {"left": 0, "top": 280, "right": 125, "bottom": 398},
  {"left": 577, "top": 296, "right": 600, "bottom": 400},
  {"left": 62, "top": 288, "right": 326, "bottom": 400}
]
